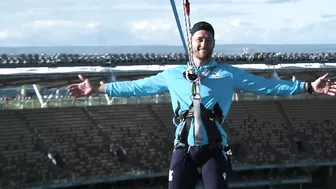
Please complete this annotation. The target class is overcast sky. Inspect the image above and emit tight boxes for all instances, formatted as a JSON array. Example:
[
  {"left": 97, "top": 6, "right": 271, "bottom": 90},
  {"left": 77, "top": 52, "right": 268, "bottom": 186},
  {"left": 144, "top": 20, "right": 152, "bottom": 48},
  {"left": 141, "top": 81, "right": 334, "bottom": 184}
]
[{"left": 0, "top": 0, "right": 335, "bottom": 46}]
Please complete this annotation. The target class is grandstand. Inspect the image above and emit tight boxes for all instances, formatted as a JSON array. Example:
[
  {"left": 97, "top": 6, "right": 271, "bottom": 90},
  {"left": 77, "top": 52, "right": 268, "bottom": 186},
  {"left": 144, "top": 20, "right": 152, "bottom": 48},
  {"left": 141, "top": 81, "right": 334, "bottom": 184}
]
[{"left": 1, "top": 52, "right": 336, "bottom": 189}]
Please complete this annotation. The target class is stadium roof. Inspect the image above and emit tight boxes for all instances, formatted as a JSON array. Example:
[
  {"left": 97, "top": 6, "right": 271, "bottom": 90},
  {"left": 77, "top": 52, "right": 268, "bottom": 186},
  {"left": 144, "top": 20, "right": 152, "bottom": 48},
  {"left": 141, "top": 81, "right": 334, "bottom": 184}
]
[
  {"left": 1, "top": 52, "right": 336, "bottom": 68},
  {"left": 1, "top": 52, "right": 336, "bottom": 88}
]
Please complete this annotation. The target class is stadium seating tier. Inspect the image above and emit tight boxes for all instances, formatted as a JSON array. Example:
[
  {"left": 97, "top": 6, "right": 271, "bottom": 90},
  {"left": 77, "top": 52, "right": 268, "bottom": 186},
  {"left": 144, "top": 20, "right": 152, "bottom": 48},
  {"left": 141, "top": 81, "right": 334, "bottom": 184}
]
[{"left": 0, "top": 99, "right": 335, "bottom": 188}]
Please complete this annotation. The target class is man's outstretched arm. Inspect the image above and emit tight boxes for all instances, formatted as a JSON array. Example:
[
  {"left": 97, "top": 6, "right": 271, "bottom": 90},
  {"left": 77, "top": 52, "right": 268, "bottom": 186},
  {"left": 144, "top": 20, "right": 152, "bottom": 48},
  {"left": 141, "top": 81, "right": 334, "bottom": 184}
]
[
  {"left": 231, "top": 66, "right": 336, "bottom": 96},
  {"left": 95, "top": 71, "right": 169, "bottom": 97},
  {"left": 69, "top": 70, "right": 169, "bottom": 98},
  {"left": 231, "top": 66, "right": 307, "bottom": 96}
]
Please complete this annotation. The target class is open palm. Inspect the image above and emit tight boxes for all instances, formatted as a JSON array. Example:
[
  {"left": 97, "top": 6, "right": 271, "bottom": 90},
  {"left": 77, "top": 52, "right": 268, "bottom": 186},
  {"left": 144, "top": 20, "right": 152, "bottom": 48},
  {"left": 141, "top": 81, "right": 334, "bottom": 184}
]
[
  {"left": 68, "top": 75, "right": 95, "bottom": 98},
  {"left": 312, "top": 73, "right": 336, "bottom": 96}
]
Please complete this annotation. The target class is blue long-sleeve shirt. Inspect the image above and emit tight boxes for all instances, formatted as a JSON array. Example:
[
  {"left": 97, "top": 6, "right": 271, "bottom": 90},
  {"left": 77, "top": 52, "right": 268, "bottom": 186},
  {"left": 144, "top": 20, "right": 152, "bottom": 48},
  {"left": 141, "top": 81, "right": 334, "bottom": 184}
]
[{"left": 105, "top": 59, "right": 306, "bottom": 146}]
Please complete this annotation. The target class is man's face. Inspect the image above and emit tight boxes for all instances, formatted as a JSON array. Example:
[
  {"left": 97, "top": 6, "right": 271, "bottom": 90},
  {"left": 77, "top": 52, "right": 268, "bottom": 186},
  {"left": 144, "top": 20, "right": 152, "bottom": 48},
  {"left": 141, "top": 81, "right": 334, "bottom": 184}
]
[{"left": 191, "top": 30, "right": 215, "bottom": 60}]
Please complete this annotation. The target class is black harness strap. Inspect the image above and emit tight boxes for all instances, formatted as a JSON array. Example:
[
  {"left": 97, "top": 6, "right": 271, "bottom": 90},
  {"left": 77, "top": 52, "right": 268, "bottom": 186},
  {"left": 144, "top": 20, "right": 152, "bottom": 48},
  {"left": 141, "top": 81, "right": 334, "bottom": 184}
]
[
  {"left": 174, "top": 101, "right": 181, "bottom": 118},
  {"left": 200, "top": 107, "right": 223, "bottom": 147},
  {"left": 175, "top": 102, "right": 224, "bottom": 149}
]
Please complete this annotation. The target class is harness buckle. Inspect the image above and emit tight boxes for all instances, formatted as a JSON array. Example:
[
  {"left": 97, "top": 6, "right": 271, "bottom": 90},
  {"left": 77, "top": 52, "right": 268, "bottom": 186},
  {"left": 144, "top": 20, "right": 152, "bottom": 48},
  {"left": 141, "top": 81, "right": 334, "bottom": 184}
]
[{"left": 183, "top": 69, "right": 198, "bottom": 82}]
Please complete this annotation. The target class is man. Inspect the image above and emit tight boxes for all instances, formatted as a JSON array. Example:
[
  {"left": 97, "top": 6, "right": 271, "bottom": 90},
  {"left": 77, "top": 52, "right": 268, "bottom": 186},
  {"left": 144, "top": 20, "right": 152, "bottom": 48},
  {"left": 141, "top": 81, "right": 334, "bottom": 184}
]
[{"left": 68, "top": 21, "right": 336, "bottom": 189}]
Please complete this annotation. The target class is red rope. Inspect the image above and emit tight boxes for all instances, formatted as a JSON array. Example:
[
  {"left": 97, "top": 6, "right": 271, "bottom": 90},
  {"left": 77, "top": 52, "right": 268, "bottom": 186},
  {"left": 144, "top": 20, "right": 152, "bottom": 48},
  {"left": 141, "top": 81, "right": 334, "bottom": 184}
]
[{"left": 184, "top": 0, "right": 190, "bottom": 16}]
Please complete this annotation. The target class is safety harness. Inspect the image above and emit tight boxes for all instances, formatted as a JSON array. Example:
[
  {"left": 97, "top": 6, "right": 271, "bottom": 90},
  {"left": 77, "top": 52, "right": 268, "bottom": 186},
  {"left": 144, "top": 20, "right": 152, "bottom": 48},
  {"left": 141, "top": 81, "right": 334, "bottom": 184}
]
[{"left": 174, "top": 101, "right": 224, "bottom": 148}]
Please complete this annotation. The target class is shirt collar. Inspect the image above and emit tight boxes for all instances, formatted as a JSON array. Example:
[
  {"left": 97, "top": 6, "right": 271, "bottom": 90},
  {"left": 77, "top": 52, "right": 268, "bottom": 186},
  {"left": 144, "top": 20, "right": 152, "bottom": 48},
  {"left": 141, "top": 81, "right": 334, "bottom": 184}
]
[{"left": 193, "top": 58, "right": 217, "bottom": 71}]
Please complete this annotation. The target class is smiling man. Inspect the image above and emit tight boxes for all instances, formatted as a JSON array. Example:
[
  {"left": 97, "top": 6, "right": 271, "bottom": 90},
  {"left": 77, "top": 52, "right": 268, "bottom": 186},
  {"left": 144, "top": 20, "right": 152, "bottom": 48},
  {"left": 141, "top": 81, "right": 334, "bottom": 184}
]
[
  {"left": 68, "top": 21, "right": 336, "bottom": 189},
  {"left": 190, "top": 22, "right": 215, "bottom": 67}
]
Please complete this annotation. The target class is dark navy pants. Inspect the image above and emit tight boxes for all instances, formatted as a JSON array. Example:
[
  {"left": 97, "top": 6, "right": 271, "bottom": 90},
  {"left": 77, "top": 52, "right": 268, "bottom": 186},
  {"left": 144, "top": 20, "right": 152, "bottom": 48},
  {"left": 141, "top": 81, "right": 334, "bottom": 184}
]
[{"left": 168, "top": 145, "right": 230, "bottom": 189}]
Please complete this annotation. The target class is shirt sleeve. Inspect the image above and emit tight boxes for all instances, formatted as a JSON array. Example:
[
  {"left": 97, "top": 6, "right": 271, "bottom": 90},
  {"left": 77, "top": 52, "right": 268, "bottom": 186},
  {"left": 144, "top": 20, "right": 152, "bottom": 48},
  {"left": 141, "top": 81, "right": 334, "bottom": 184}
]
[
  {"left": 104, "top": 70, "right": 169, "bottom": 97},
  {"left": 231, "top": 66, "right": 306, "bottom": 96}
]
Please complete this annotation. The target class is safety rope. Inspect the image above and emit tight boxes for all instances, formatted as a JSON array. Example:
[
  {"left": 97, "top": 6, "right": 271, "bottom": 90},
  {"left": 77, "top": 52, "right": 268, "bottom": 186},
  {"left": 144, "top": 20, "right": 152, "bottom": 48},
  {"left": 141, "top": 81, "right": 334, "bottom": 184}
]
[
  {"left": 169, "top": 0, "right": 188, "bottom": 55},
  {"left": 181, "top": 0, "right": 203, "bottom": 145},
  {"left": 182, "top": 0, "right": 194, "bottom": 68}
]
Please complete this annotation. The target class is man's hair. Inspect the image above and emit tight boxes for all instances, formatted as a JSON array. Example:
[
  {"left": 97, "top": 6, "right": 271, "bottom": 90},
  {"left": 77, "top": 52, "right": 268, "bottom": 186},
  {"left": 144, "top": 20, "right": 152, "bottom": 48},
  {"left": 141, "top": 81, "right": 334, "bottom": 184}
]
[{"left": 190, "top": 21, "right": 215, "bottom": 37}]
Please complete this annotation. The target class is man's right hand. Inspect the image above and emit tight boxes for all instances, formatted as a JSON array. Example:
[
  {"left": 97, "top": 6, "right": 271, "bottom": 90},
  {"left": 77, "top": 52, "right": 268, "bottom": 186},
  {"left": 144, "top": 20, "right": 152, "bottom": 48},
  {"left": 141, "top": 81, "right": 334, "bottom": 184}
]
[{"left": 68, "top": 75, "right": 100, "bottom": 98}]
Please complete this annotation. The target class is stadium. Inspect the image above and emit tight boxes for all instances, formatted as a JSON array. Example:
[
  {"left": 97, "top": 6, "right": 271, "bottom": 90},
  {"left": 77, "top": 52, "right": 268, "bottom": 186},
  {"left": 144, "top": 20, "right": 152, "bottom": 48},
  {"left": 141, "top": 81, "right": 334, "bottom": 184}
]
[
  {"left": 1, "top": 51, "right": 336, "bottom": 189},
  {"left": 2, "top": 1, "right": 336, "bottom": 189}
]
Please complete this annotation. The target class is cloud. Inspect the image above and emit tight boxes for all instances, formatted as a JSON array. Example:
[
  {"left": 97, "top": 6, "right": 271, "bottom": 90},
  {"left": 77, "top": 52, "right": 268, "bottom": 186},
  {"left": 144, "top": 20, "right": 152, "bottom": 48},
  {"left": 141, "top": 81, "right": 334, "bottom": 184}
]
[
  {"left": 0, "top": 19, "right": 136, "bottom": 46},
  {"left": 22, "top": 20, "right": 101, "bottom": 30},
  {"left": 254, "top": 0, "right": 299, "bottom": 3},
  {"left": 128, "top": 19, "right": 180, "bottom": 44},
  {"left": 322, "top": 14, "right": 336, "bottom": 18},
  {"left": 0, "top": 30, "right": 9, "bottom": 40},
  {"left": 211, "top": 0, "right": 299, "bottom": 4},
  {"left": 0, "top": 29, "right": 24, "bottom": 40},
  {"left": 0, "top": 0, "right": 335, "bottom": 46}
]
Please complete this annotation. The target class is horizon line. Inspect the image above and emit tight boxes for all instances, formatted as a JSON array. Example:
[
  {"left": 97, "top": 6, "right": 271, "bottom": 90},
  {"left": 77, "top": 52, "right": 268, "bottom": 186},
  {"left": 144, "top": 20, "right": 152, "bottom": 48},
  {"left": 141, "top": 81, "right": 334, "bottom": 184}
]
[{"left": 1, "top": 43, "right": 336, "bottom": 48}]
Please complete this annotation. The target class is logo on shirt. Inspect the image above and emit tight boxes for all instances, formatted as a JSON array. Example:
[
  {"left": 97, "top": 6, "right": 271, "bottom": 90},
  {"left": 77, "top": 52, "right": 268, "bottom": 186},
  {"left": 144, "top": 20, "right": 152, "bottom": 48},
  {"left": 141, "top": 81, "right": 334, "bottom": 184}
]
[
  {"left": 222, "top": 172, "right": 227, "bottom": 180},
  {"left": 169, "top": 169, "right": 174, "bottom": 181},
  {"left": 211, "top": 72, "right": 221, "bottom": 78}
]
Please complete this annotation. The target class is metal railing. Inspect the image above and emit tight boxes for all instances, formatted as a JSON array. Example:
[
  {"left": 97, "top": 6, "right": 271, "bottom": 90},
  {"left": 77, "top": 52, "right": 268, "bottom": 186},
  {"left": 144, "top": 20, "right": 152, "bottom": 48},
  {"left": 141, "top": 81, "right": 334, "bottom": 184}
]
[{"left": 0, "top": 92, "right": 333, "bottom": 110}]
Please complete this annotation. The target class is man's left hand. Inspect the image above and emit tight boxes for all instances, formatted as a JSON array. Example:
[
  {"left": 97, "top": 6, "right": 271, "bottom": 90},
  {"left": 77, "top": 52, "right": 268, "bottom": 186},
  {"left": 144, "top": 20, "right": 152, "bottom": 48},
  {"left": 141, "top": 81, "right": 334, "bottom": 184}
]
[{"left": 311, "top": 73, "right": 336, "bottom": 96}]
